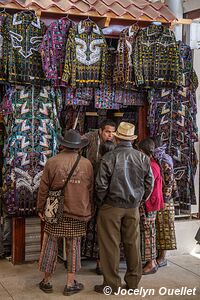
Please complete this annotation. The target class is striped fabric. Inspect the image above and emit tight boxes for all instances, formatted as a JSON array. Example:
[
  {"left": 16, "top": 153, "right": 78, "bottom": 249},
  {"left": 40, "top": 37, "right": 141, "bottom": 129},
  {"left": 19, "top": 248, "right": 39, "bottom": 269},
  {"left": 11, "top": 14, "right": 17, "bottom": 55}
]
[
  {"left": 140, "top": 204, "right": 157, "bottom": 263},
  {"left": 39, "top": 232, "right": 81, "bottom": 274},
  {"left": 156, "top": 201, "right": 177, "bottom": 250},
  {"left": 39, "top": 232, "right": 58, "bottom": 274}
]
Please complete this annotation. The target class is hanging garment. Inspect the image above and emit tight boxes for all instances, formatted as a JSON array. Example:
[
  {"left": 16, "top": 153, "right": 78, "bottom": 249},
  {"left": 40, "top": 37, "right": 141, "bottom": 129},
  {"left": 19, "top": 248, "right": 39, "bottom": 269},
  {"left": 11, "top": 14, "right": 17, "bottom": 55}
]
[
  {"left": 62, "top": 86, "right": 94, "bottom": 106},
  {"left": 4, "top": 11, "right": 46, "bottom": 85},
  {"left": 0, "top": 12, "right": 11, "bottom": 82},
  {"left": 148, "top": 87, "right": 198, "bottom": 212},
  {"left": 2, "top": 86, "right": 62, "bottom": 216},
  {"left": 134, "top": 25, "right": 182, "bottom": 88},
  {"left": 62, "top": 19, "right": 108, "bottom": 87},
  {"left": 178, "top": 41, "right": 199, "bottom": 91},
  {"left": 114, "top": 24, "right": 139, "bottom": 89},
  {"left": 40, "top": 18, "right": 72, "bottom": 87}
]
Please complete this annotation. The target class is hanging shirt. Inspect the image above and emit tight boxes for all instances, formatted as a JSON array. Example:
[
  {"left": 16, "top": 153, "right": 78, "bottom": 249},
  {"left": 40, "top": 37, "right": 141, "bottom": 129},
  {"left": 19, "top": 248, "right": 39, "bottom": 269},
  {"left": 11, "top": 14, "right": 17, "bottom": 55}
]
[
  {"left": 114, "top": 24, "right": 139, "bottom": 89},
  {"left": 4, "top": 11, "right": 46, "bottom": 85},
  {"left": 134, "top": 25, "right": 182, "bottom": 88},
  {"left": 40, "top": 18, "right": 72, "bottom": 87},
  {"left": 62, "top": 19, "right": 108, "bottom": 87}
]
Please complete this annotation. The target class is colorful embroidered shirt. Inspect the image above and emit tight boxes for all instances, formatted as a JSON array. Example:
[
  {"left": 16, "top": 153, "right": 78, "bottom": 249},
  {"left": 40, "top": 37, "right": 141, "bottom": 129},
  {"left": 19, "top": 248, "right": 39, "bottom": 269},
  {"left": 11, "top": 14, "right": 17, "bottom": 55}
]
[
  {"left": 134, "top": 25, "right": 182, "bottom": 88},
  {"left": 114, "top": 25, "right": 139, "bottom": 89},
  {"left": 62, "top": 20, "right": 108, "bottom": 87},
  {"left": 4, "top": 11, "right": 46, "bottom": 85},
  {"left": 40, "top": 18, "right": 72, "bottom": 87}
]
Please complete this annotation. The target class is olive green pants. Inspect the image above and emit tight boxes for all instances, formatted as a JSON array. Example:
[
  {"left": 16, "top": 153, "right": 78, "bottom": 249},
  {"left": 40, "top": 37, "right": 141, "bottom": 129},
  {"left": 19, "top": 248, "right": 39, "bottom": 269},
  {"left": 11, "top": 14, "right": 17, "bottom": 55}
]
[{"left": 97, "top": 204, "right": 142, "bottom": 291}]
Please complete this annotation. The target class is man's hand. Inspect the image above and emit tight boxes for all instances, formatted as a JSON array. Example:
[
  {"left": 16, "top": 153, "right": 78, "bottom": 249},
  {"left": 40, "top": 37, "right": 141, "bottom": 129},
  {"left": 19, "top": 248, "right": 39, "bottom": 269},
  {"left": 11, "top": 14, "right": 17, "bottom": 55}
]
[{"left": 38, "top": 212, "right": 45, "bottom": 222}]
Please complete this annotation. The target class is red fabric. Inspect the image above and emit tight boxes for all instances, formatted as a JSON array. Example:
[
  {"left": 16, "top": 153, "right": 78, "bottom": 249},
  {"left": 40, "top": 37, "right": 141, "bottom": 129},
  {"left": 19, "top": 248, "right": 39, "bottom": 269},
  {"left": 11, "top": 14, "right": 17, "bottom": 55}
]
[{"left": 145, "top": 159, "right": 164, "bottom": 213}]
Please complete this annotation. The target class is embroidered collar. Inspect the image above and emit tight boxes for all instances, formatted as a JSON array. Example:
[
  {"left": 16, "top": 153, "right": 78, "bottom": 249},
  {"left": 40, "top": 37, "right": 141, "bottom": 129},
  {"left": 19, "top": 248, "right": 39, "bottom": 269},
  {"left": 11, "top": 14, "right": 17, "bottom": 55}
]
[
  {"left": 12, "top": 12, "right": 41, "bottom": 29},
  {"left": 146, "top": 24, "right": 172, "bottom": 38},
  {"left": 77, "top": 20, "right": 101, "bottom": 35}
]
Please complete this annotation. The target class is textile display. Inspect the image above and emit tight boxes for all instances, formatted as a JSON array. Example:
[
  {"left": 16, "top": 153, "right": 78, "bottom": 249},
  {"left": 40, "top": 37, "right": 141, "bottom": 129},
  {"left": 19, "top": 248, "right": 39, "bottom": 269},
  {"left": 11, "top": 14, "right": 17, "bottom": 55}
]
[
  {"left": 4, "top": 11, "right": 46, "bottom": 85},
  {"left": 148, "top": 87, "right": 198, "bottom": 212},
  {"left": 40, "top": 18, "right": 72, "bottom": 87},
  {"left": 2, "top": 86, "right": 61, "bottom": 216},
  {"left": 114, "top": 24, "right": 139, "bottom": 89},
  {"left": 62, "top": 19, "right": 108, "bottom": 87},
  {"left": 134, "top": 25, "right": 182, "bottom": 88}
]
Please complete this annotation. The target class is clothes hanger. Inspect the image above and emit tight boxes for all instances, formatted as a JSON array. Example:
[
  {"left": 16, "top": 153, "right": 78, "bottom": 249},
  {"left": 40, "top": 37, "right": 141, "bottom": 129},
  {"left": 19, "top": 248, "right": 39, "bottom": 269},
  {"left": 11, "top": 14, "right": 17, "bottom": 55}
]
[
  {"left": 60, "top": 14, "right": 75, "bottom": 25},
  {"left": 21, "top": 9, "right": 35, "bottom": 16}
]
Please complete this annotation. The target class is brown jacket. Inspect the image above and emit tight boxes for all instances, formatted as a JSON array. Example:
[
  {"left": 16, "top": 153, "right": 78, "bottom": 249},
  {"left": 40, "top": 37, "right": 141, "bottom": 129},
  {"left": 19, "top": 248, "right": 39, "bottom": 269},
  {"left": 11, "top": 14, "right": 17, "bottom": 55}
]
[{"left": 37, "top": 150, "right": 94, "bottom": 221}]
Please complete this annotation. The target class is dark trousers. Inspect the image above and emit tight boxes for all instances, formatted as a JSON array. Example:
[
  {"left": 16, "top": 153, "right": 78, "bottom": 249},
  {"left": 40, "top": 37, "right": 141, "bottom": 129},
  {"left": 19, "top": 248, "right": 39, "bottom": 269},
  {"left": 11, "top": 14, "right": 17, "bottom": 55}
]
[{"left": 97, "top": 204, "right": 142, "bottom": 291}]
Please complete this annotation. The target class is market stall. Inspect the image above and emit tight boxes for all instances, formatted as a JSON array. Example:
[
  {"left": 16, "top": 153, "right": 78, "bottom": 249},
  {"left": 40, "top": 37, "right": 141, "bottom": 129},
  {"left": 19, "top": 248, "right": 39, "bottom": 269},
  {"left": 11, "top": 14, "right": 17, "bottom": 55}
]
[{"left": 0, "top": 0, "right": 198, "bottom": 264}]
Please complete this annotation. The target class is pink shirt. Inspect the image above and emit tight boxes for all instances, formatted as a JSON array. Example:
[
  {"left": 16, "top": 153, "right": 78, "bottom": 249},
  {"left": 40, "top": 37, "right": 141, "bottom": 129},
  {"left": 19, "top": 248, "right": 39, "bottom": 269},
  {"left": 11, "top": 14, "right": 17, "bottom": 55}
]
[{"left": 145, "top": 158, "right": 164, "bottom": 213}]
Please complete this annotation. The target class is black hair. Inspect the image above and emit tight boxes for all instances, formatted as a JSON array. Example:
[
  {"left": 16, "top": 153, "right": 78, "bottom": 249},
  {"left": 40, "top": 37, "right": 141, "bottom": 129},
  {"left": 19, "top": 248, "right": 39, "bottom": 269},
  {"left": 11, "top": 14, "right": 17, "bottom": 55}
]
[
  {"left": 99, "top": 119, "right": 116, "bottom": 130},
  {"left": 138, "top": 137, "right": 155, "bottom": 156},
  {"left": 150, "top": 135, "right": 162, "bottom": 148},
  {"left": 100, "top": 140, "right": 115, "bottom": 156}
]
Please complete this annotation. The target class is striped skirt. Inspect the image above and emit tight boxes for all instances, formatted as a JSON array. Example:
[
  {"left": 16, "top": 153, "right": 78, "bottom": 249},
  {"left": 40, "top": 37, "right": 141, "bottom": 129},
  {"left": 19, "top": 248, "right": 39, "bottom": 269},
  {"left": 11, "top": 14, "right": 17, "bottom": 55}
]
[
  {"left": 156, "top": 201, "right": 177, "bottom": 251},
  {"left": 140, "top": 204, "right": 157, "bottom": 263},
  {"left": 39, "top": 232, "right": 81, "bottom": 274}
]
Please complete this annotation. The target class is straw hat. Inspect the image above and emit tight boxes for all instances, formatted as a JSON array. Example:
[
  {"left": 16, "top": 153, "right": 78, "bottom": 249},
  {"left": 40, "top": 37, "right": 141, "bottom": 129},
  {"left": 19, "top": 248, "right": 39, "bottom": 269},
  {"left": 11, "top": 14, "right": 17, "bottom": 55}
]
[
  {"left": 57, "top": 129, "right": 89, "bottom": 149},
  {"left": 113, "top": 122, "right": 138, "bottom": 141}
]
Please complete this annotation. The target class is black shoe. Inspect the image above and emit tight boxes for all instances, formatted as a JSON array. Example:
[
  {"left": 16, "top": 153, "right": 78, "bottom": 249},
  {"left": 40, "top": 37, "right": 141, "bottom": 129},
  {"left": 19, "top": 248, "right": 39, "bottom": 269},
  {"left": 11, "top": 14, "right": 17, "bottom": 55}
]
[
  {"left": 39, "top": 279, "right": 53, "bottom": 293},
  {"left": 95, "top": 266, "right": 103, "bottom": 275},
  {"left": 63, "top": 280, "right": 84, "bottom": 296}
]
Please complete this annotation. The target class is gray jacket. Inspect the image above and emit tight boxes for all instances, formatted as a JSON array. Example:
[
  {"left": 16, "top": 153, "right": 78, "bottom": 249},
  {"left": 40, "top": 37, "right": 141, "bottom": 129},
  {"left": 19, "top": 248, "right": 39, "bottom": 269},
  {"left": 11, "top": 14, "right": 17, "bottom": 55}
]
[{"left": 95, "top": 141, "right": 154, "bottom": 208}]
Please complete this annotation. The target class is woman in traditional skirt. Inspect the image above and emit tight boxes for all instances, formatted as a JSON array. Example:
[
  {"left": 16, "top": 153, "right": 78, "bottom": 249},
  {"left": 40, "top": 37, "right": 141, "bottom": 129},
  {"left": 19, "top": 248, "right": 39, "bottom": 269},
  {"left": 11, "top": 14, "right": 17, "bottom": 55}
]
[
  {"left": 152, "top": 136, "right": 177, "bottom": 267},
  {"left": 37, "top": 129, "right": 94, "bottom": 296},
  {"left": 138, "top": 138, "right": 164, "bottom": 275}
]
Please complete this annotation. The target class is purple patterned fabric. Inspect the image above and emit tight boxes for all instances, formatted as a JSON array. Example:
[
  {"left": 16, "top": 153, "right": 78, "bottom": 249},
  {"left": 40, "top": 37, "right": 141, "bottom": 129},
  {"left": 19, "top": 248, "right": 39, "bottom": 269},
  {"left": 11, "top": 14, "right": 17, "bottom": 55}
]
[
  {"left": 40, "top": 18, "right": 72, "bottom": 87},
  {"left": 154, "top": 145, "right": 173, "bottom": 169}
]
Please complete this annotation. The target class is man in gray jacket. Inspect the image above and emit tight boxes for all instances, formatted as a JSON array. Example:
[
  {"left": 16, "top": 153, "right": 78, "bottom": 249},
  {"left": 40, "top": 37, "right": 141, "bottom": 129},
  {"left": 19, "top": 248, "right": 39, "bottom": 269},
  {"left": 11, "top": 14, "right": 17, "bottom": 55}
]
[{"left": 95, "top": 122, "right": 154, "bottom": 294}]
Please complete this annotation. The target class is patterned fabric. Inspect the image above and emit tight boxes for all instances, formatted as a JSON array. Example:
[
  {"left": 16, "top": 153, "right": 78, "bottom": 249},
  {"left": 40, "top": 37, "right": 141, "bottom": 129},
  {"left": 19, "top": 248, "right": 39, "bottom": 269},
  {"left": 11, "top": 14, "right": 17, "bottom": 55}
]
[
  {"left": 39, "top": 232, "right": 58, "bottom": 274},
  {"left": 44, "top": 216, "right": 86, "bottom": 237},
  {"left": 140, "top": 203, "right": 157, "bottom": 263},
  {"left": 178, "top": 41, "right": 194, "bottom": 88},
  {"left": 134, "top": 25, "right": 182, "bottom": 88},
  {"left": 0, "top": 12, "right": 10, "bottom": 82},
  {"left": 156, "top": 201, "right": 177, "bottom": 251},
  {"left": 115, "top": 89, "right": 145, "bottom": 106},
  {"left": 95, "top": 48, "right": 119, "bottom": 109},
  {"left": 62, "top": 86, "right": 93, "bottom": 106},
  {"left": 62, "top": 20, "right": 108, "bottom": 87},
  {"left": 4, "top": 11, "right": 46, "bottom": 85},
  {"left": 81, "top": 211, "right": 99, "bottom": 259},
  {"left": 148, "top": 87, "right": 198, "bottom": 211},
  {"left": 39, "top": 232, "right": 81, "bottom": 274},
  {"left": 2, "top": 86, "right": 61, "bottom": 216},
  {"left": 0, "top": 121, "right": 4, "bottom": 187},
  {"left": 40, "top": 18, "right": 72, "bottom": 87},
  {"left": 114, "top": 24, "right": 139, "bottom": 89}
]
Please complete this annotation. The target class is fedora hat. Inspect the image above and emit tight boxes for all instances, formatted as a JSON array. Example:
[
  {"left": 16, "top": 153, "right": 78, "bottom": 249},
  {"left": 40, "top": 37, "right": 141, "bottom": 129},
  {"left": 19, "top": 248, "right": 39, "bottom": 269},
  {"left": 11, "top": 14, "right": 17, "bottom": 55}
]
[
  {"left": 113, "top": 122, "right": 137, "bottom": 141},
  {"left": 57, "top": 129, "right": 89, "bottom": 149}
]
